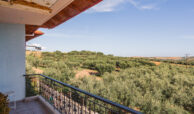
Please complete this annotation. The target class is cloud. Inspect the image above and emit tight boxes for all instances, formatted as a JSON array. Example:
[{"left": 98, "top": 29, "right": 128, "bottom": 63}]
[
  {"left": 26, "top": 43, "right": 46, "bottom": 50},
  {"left": 139, "top": 4, "right": 157, "bottom": 10},
  {"left": 31, "top": 43, "right": 42, "bottom": 47},
  {"left": 89, "top": 0, "right": 162, "bottom": 13},
  {"left": 89, "top": 0, "right": 126, "bottom": 12},
  {"left": 128, "top": 0, "right": 157, "bottom": 10}
]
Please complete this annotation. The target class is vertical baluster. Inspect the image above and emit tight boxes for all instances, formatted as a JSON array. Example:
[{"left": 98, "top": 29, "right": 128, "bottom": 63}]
[
  {"left": 93, "top": 99, "right": 96, "bottom": 114},
  {"left": 89, "top": 100, "right": 91, "bottom": 114},
  {"left": 53, "top": 81, "right": 57, "bottom": 110},
  {"left": 77, "top": 95, "right": 79, "bottom": 114},
  {"left": 69, "top": 90, "right": 71, "bottom": 114},
  {"left": 50, "top": 80, "right": 54, "bottom": 106},
  {"left": 42, "top": 78, "right": 45, "bottom": 99},
  {"left": 41, "top": 78, "right": 43, "bottom": 97},
  {"left": 33, "top": 77, "right": 35, "bottom": 94},
  {"left": 35, "top": 76, "right": 38, "bottom": 94},
  {"left": 118, "top": 108, "right": 121, "bottom": 114},
  {"left": 60, "top": 88, "right": 62, "bottom": 112},
  {"left": 63, "top": 91, "right": 66, "bottom": 114},
  {"left": 117, "top": 109, "right": 120, "bottom": 114},
  {"left": 60, "top": 92, "right": 63, "bottom": 113},
  {"left": 85, "top": 95, "right": 87, "bottom": 114},
  {"left": 73, "top": 91, "right": 77, "bottom": 113},
  {"left": 45, "top": 78, "right": 48, "bottom": 100},
  {"left": 58, "top": 91, "right": 61, "bottom": 113},
  {"left": 40, "top": 78, "right": 43, "bottom": 97},
  {"left": 105, "top": 107, "right": 107, "bottom": 114},
  {"left": 71, "top": 91, "right": 73, "bottom": 114},
  {"left": 81, "top": 96, "right": 84, "bottom": 114},
  {"left": 56, "top": 89, "right": 59, "bottom": 111},
  {"left": 56, "top": 88, "right": 59, "bottom": 111},
  {"left": 72, "top": 91, "right": 74, "bottom": 114},
  {"left": 78, "top": 94, "right": 80, "bottom": 114},
  {"left": 45, "top": 79, "right": 49, "bottom": 101},
  {"left": 64, "top": 90, "right": 66, "bottom": 113},
  {"left": 111, "top": 109, "right": 113, "bottom": 114},
  {"left": 39, "top": 77, "right": 42, "bottom": 95},
  {"left": 32, "top": 77, "right": 35, "bottom": 95},
  {"left": 37, "top": 77, "right": 40, "bottom": 95}
]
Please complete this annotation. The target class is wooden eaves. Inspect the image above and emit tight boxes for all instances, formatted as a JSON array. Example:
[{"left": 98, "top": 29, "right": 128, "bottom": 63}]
[{"left": 25, "top": 0, "right": 102, "bottom": 41}]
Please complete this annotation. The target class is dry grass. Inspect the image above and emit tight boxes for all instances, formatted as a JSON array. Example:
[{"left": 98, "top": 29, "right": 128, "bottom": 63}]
[
  {"left": 32, "top": 67, "right": 43, "bottom": 74},
  {"left": 151, "top": 61, "right": 161, "bottom": 66},
  {"left": 75, "top": 69, "right": 102, "bottom": 81},
  {"left": 153, "top": 57, "right": 182, "bottom": 60},
  {"left": 26, "top": 51, "right": 42, "bottom": 57}
]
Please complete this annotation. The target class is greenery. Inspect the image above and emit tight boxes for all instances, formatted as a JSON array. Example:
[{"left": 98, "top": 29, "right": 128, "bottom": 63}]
[
  {"left": 150, "top": 57, "right": 194, "bottom": 66},
  {"left": 0, "top": 92, "right": 10, "bottom": 114},
  {"left": 26, "top": 50, "right": 194, "bottom": 113}
]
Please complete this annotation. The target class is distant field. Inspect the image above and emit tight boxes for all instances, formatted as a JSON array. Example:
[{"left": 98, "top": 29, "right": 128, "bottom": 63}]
[
  {"left": 149, "top": 56, "right": 194, "bottom": 66},
  {"left": 150, "top": 57, "right": 183, "bottom": 60}
]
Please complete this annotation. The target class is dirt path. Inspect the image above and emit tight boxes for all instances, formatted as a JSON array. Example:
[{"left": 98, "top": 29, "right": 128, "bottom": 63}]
[
  {"left": 32, "top": 67, "right": 43, "bottom": 74},
  {"left": 26, "top": 51, "right": 42, "bottom": 57},
  {"left": 75, "top": 69, "right": 102, "bottom": 81},
  {"left": 151, "top": 61, "right": 161, "bottom": 66},
  {"left": 32, "top": 67, "right": 102, "bottom": 80}
]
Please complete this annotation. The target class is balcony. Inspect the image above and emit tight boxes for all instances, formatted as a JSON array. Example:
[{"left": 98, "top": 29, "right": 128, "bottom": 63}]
[
  {"left": 9, "top": 96, "right": 55, "bottom": 114},
  {"left": 12, "top": 74, "right": 141, "bottom": 114}
]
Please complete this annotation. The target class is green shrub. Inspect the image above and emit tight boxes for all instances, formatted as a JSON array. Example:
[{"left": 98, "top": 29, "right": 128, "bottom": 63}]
[
  {"left": 95, "top": 63, "right": 115, "bottom": 75},
  {"left": 0, "top": 93, "right": 10, "bottom": 114},
  {"left": 71, "top": 64, "right": 194, "bottom": 113}
]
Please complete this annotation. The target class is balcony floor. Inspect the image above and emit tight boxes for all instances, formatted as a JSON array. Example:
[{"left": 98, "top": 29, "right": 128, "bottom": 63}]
[{"left": 9, "top": 96, "right": 56, "bottom": 114}]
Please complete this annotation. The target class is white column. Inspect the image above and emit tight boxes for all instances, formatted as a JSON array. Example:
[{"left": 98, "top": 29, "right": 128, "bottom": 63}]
[{"left": 0, "top": 23, "right": 26, "bottom": 101}]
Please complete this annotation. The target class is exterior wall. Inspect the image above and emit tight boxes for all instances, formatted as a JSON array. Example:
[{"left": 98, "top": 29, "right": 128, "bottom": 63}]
[{"left": 0, "top": 23, "right": 25, "bottom": 101}]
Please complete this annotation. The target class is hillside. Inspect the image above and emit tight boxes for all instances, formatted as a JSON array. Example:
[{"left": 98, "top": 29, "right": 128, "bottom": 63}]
[{"left": 26, "top": 50, "right": 194, "bottom": 113}]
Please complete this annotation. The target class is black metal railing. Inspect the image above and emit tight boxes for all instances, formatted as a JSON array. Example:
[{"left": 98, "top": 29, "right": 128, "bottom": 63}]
[{"left": 24, "top": 74, "right": 142, "bottom": 114}]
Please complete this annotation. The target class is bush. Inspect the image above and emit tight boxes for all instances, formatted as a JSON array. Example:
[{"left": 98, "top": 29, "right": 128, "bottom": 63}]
[
  {"left": 71, "top": 64, "right": 194, "bottom": 113},
  {"left": 95, "top": 63, "right": 115, "bottom": 75},
  {"left": 0, "top": 93, "right": 10, "bottom": 114}
]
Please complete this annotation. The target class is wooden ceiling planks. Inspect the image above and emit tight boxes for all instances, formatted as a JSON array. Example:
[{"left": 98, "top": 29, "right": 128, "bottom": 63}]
[
  {"left": 41, "top": 0, "right": 102, "bottom": 29},
  {"left": 26, "top": 25, "right": 39, "bottom": 34},
  {"left": 25, "top": 0, "right": 102, "bottom": 41},
  {"left": 25, "top": 25, "right": 40, "bottom": 41},
  {"left": 12, "top": 0, "right": 52, "bottom": 12}
]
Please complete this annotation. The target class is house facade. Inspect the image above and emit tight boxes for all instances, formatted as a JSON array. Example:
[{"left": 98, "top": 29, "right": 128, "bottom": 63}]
[{"left": 0, "top": 0, "right": 102, "bottom": 101}]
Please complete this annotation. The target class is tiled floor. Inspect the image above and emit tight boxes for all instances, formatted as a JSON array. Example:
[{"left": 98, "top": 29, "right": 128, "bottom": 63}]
[{"left": 9, "top": 99, "right": 54, "bottom": 114}]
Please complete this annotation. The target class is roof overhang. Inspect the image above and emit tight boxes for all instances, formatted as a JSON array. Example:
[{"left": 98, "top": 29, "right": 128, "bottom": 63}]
[
  {"left": 26, "top": 30, "right": 44, "bottom": 41},
  {"left": 0, "top": 0, "right": 74, "bottom": 25},
  {"left": 0, "top": 0, "right": 102, "bottom": 41}
]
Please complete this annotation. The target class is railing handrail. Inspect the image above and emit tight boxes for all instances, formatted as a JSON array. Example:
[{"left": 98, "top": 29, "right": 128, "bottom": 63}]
[{"left": 24, "top": 74, "right": 142, "bottom": 114}]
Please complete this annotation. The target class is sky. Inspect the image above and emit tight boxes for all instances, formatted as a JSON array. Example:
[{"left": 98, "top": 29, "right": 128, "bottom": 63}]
[{"left": 27, "top": 0, "right": 194, "bottom": 57}]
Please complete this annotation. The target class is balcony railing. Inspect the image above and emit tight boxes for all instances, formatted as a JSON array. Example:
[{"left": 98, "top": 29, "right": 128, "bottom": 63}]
[{"left": 24, "top": 74, "right": 142, "bottom": 114}]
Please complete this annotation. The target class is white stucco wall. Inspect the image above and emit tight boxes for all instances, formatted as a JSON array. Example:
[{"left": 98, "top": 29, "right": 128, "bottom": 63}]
[{"left": 0, "top": 23, "right": 25, "bottom": 101}]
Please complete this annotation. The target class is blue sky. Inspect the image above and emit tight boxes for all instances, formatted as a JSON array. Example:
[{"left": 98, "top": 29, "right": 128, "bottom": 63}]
[{"left": 28, "top": 0, "right": 194, "bottom": 57}]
